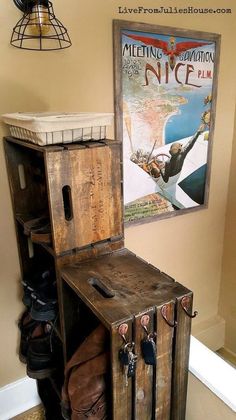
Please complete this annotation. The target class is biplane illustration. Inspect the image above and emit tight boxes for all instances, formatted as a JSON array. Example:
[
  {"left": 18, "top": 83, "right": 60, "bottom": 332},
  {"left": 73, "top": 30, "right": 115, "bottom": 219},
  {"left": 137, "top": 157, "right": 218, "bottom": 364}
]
[
  {"left": 124, "top": 129, "right": 208, "bottom": 210},
  {"left": 125, "top": 33, "right": 210, "bottom": 70}
]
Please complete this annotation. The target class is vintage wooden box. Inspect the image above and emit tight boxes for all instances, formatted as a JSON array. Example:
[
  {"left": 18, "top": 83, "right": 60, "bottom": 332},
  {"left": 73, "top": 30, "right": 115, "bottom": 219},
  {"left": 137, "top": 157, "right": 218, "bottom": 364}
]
[
  {"left": 4, "top": 135, "right": 195, "bottom": 419},
  {"left": 60, "top": 248, "right": 194, "bottom": 420},
  {"left": 4, "top": 137, "right": 123, "bottom": 256}
]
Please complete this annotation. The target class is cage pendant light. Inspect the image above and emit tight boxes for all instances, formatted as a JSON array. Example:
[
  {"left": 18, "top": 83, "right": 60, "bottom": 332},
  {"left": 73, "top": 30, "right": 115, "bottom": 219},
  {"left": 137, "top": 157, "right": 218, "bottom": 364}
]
[{"left": 11, "top": 0, "right": 72, "bottom": 51}]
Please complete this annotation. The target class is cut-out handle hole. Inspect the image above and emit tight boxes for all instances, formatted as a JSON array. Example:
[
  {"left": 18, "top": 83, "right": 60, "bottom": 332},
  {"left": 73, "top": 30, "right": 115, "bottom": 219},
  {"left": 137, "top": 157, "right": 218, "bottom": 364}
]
[
  {"left": 18, "top": 164, "right": 26, "bottom": 190},
  {"left": 62, "top": 185, "right": 73, "bottom": 221},
  {"left": 27, "top": 238, "right": 34, "bottom": 259},
  {"left": 88, "top": 277, "right": 115, "bottom": 299}
]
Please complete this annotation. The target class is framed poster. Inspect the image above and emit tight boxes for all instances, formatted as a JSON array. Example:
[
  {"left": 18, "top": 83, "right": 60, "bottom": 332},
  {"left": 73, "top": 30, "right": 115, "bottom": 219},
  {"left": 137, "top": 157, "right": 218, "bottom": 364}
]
[{"left": 113, "top": 20, "right": 220, "bottom": 225}]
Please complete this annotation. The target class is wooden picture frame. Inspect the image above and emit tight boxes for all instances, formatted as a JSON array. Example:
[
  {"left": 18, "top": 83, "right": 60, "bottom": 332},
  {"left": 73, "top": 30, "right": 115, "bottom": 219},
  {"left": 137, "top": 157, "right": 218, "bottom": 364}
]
[{"left": 113, "top": 20, "right": 220, "bottom": 225}]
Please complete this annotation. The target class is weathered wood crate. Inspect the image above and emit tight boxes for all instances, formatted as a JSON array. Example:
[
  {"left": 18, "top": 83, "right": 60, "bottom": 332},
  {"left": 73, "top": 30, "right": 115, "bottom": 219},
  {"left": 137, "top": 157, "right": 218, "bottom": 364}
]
[
  {"left": 4, "top": 137, "right": 123, "bottom": 256},
  {"left": 61, "top": 248, "right": 194, "bottom": 420},
  {"left": 4, "top": 135, "right": 194, "bottom": 419}
]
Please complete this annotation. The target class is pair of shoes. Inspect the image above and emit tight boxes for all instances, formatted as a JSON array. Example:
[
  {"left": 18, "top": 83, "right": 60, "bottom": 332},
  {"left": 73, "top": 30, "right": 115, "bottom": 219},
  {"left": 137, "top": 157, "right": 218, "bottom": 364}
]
[
  {"left": 22, "top": 269, "right": 52, "bottom": 307},
  {"left": 22, "top": 268, "right": 58, "bottom": 322},
  {"left": 18, "top": 310, "right": 39, "bottom": 363},
  {"left": 26, "top": 322, "right": 60, "bottom": 379},
  {"left": 18, "top": 311, "right": 62, "bottom": 379}
]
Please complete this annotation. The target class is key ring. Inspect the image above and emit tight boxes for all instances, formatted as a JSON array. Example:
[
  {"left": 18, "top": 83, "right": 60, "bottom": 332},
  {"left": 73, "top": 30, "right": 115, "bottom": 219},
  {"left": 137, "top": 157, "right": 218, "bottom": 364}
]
[
  {"left": 147, "top": 332, "right": 157, "bottom": 341},
  {"left": 123, "top": 341, "right": 135, "bottom": 352}
]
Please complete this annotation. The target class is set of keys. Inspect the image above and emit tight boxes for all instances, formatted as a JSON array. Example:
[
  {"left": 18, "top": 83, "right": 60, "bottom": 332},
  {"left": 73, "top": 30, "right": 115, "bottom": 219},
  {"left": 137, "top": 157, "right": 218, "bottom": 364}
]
[
  {"left": 140, "top": 314, "right": 157, "bottom": 366},
  {"left": 118, "top": 319, "right": 157, "bottom": 385},
  {"left": 141, "top": 332, "right": 157, "bottom": 365},
  {"left": 119, "top": 342, "right": 138, "bottom": 386}
]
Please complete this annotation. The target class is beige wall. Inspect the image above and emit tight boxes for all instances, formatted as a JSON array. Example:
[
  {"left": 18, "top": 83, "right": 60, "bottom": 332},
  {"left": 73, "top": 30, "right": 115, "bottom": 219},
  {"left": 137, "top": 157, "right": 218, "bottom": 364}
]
[
  {"left": 0, "top": 0, "right": 235, "bottom": 389},
  {"left": 219, "top": 107, "right": 236, "bottom": 354}
]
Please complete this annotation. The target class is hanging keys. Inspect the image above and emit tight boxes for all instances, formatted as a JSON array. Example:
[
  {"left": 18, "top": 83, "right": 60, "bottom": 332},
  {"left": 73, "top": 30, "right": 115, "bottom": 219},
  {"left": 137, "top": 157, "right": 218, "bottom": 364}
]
[
  {"left": 141, "top": 333, "right": 156, "bottom": 365},
  {"left": 119, "top": 342, "right": 137, "bottom": 385},
  {"left": 140, "top": 314, "right": 157, "bottom": 365},
  {"left": 127, "top": 348, "right": 138, "bottom": 378},
  {"left": 119, "top": 344, "right": 130, "bottom": 366}
]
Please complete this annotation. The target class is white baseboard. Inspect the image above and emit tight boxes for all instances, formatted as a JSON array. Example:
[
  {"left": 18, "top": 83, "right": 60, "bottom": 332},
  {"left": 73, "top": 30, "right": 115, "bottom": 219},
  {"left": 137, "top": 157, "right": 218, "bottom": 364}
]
[
  {"left": 189, "top": 336, "right": 236, "bottom": 413},
  {"left": 192, "top": 315, "right": 226, "bottom": 351},
  {"left": 0, "top": 376, "right": 41, "bottom": 420}
]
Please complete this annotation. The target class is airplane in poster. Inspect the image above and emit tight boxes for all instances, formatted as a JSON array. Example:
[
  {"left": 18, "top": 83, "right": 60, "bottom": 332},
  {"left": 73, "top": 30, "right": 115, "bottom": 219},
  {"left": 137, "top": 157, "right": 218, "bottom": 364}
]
[
  {"left": 124, "top": 32, "right": 211, "bottom": 70},
  {"left": 124, "top": 129, "right": 208, "bottom": 210}
]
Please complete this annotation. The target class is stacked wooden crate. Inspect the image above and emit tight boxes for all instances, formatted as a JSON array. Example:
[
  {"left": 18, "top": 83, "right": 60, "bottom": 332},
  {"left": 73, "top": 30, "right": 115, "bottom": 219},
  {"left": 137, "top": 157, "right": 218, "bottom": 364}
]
[{"left": 4, "top": 135, "right": 194, "bottom": 419}]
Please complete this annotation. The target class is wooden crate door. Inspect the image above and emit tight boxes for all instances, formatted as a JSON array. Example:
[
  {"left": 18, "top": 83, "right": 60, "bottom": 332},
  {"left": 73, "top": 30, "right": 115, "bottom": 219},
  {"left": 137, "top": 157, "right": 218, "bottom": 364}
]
[{"left": 46, "top": 145, "right": 122, "bottom": 254}]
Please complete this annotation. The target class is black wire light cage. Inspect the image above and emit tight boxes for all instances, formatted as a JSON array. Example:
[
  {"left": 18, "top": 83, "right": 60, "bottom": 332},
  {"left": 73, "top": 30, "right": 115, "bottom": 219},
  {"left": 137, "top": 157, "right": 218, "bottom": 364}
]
[{"left": 11, "top": 0, "right": 72, "bottom": 50}]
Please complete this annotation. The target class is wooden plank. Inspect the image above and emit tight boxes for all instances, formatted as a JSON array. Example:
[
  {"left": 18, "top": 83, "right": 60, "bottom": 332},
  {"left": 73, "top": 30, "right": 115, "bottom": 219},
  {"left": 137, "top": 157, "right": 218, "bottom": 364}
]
[
  {"left": 62, "top": 270, "right": 131, "bottom": 329},
  {"left": 134, "top": 309, "right": 155, "bottom": 420},
  {"left": 70, "top": 144, "right": 122, "bottom": 247},
  {"left": 4, "top": 140, "right": 49, "bottom": 217},
  {"left": 4, "top": 136, "right": 63, "bottom": 152},
  {"left": 171, "top": 293, "right": 193, "bottom": 420},
  {"left": 155, "top": 301, "right": 175, "bottom": 420},
  {"left": 111, "top": 319, "right": 133, "bottom": 420},
  {"left": 60, "top": 248, "right": 186, "bottom": 326},
  {"left": 83, "top": 141, "right": 105, "bottom": 148},
  {"left": 62, "top": 143, "right": 86, "bottom": 150},
  {"left": 55, "top": 239, "right": 124, "bottom": 266},
  {"left": 102, "top": 139, "right": 122, "bottom": 146},
  {"left": 45, "top": 144, "right": 122, "bottom": 254}
]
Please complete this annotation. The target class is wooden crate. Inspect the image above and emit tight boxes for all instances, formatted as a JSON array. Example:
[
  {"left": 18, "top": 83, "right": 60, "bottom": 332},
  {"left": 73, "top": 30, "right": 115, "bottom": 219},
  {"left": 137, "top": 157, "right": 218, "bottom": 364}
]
[
  {"left": 4, "top": 136, "right": 124, "bottom": 354},
  {"left": 4, "top": 137, "right": 123, "bottom": 256},
  {"left": 4, "top": 136, "right": 194, "bottom": 419},
  {"left": 60, "top": 248, "right": 194, "bottom": 420}
]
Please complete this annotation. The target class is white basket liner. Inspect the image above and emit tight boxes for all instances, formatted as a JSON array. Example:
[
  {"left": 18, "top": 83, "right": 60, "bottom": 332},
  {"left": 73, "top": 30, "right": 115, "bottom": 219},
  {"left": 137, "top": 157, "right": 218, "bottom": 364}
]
[
  {"left": 1, "top": 112, "right": 113, "bottom": 145},
  {"left": 2, "top": 112, "right": 113, "bottom": 132}
]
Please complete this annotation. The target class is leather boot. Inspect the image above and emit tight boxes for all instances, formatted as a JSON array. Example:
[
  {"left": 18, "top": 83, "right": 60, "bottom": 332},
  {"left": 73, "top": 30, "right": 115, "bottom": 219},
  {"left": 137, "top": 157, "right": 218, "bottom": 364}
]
[
  {"left": 18, "top": 310, "right": 39, "bottom": 363},
  {"left": 27, "top": 323, "right": 62, "bottom": 379}
]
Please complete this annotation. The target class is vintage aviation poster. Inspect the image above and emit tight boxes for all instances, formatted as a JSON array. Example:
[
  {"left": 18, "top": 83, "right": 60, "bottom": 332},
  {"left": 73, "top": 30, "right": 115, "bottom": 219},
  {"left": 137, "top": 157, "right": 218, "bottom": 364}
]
[{"left": 114, "top": 22, "right": 220, "bottom": 224}]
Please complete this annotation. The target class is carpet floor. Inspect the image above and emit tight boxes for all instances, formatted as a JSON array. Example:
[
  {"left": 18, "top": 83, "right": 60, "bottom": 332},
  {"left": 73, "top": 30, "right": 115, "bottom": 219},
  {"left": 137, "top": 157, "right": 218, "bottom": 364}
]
[{"left": 12, "top": 406, "right": 45, "bottom": 420}]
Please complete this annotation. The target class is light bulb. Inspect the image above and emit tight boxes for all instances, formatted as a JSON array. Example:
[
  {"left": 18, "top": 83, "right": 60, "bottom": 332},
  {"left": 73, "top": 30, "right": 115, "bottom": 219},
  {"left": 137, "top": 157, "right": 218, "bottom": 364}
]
[{"left": 30, "top": 4, "right": 51, "bottom": 36}]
